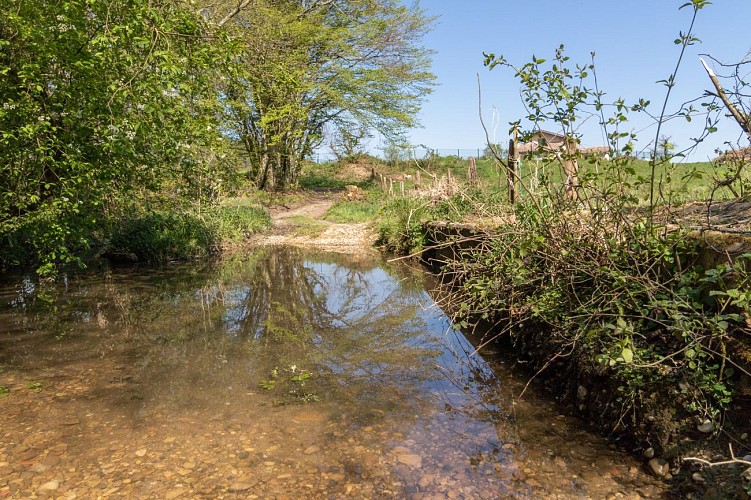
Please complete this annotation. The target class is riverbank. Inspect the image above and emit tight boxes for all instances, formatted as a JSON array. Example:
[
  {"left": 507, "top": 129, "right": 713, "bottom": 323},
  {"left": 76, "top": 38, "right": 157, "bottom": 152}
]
[
  {"left": 1, "top": 246, "right": 672, "bottom": 498},
  {"left": 409, "top": 213, "right": 751, "bottom": 498}
]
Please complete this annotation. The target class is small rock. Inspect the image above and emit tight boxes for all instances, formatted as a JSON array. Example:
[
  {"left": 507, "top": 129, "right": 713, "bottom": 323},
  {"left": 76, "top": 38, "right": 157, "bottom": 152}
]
[
  {"left": 577, "top": 385, "right": 588, "bottom": 401},
  {"left": 30, "top": 462, "right": 50, "bottom": 473},
  {"left": 648, "top": 458, "right": 669, "bottom": 477},
  {"left": 418, "top": 474, "right": 434, "bottom": 489},
  {"left": 741, "top": 433, "right": 748, "bottom": 441},
  {"left": 397, "top": 454, "right": 422, "bottom": 468},
  {"left": 40, "top": 455, "right": 60, "bottom": 467},
  {"left": 38, "top": 480, "right": 60, "bottom": 492},
  {"left": 303, "top": 446, "right": 320, "bottom": 455},
  {"left": 228, "top": 481, "right": 254, "bottom": 492},
  {"left": 643, "top": 447, "right": 655, "bottom": 459},
  {"left": 165, "top": 488, "right": 185, "bottom": 499},
  {"left": 134, "top": 448, "right": 147, "bottom": 457},
  {"left": 696, "top": 420, "right": 715, "bottom": 434},
  {"left": 692, "top": 472, "right": 706, "bottom": 483}
]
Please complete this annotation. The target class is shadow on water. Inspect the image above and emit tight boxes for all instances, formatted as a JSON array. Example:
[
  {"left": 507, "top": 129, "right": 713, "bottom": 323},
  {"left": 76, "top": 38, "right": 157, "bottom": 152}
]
[{"left": 0, "top": 247, "right": 667, "bottom": 498}]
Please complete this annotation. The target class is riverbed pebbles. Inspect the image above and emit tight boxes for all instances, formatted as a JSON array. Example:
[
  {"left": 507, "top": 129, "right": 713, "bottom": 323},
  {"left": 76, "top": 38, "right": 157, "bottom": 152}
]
[{"left": 0, "top": 375, "right": 668, "bottom": 499}]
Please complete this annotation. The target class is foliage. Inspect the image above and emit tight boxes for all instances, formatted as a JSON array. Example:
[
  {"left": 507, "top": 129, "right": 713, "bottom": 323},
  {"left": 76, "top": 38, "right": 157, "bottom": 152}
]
[
  {"left": 224, "top": 0, "right": 435, "bottom": 190},
  {"left": 378, "top": 3, "right": 751, "bottom": 473},
  {"left": 258, "top": 365, "right": 319, "bottom": 403},
  {"left": 0, "top": 0, "right": 239, "bottom": 274},
  {"left": 108, "top": 211, "right": 219, "bottom": 262},
  {"left": 210, "top": 202, "right": 271, "bottom": 242},
  {"left": 325, "top": 189, "right": 384, "bottom": 223},
  {"left": 376, "top": 197, "right": 428, "bottom": 255},
  {"left": 106, "top": 200, "right": 270, "bottom": 261},
  {"left": 441, "top": 202, "right": 749, "bottom": 444}
]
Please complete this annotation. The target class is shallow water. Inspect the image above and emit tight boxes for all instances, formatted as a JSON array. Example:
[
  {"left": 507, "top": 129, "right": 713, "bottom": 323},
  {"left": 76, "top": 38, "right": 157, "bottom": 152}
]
[{"left": 0, "top": 247, "right": 665, "bottom": 498}]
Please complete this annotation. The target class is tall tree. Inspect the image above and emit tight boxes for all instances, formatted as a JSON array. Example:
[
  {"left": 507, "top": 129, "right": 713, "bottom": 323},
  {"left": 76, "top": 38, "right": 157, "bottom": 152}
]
[
  {"left": 0, "top": 0, "right": 235, "bottom": 272},
  {"left": 224, "top": 0, "right": 435, "bottom": 190}
]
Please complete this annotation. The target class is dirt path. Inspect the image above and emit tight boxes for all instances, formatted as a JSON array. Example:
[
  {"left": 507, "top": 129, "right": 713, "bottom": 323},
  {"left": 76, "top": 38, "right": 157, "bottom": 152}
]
[{"left": 248, "top": 191, "right": 379, "bottom": 254}]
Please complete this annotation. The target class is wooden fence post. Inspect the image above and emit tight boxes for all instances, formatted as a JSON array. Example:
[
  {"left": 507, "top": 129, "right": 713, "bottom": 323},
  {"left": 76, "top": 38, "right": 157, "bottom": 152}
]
[
  {"left": 467, "top": 157, "right": 478, "bottom": 187},
  {"left": 508, "top": 130, "right": 518, "bottom": 204}
]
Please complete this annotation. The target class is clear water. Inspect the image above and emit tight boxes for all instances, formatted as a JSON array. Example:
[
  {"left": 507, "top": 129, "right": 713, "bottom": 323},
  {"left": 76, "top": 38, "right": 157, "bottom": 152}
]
[{"left": 0, "top": 246, "right": 664, "bottom": 498}]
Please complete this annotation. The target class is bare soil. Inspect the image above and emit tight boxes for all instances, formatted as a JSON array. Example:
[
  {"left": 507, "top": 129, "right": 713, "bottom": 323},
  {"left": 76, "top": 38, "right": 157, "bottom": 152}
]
[{"left": 248, "top": 191, "right": 379, "bottom": 255}]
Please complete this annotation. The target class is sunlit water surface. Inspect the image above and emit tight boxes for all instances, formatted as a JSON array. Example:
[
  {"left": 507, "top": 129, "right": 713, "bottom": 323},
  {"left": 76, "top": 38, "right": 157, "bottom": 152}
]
[{"left": 0, "top": 247, "right": 665, "bottom": 498}]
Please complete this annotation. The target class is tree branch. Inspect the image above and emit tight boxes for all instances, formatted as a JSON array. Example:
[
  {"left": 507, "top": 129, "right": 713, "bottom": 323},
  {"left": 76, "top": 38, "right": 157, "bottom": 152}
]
[
  {"left": 217, "top": 0, "right": 254, "bottom": 27},
  {"left": 700, "top": 57, "right": 751, "bottom": 139}
]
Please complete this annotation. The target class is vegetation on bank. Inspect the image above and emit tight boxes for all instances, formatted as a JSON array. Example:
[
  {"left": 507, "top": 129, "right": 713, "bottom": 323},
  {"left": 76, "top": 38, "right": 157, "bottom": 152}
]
[
  {"left": 0, "top": 0, "right": 434, "bottom": 275},
  {"left": 363, "top": 3, "right": 751, "bottom": 495}
]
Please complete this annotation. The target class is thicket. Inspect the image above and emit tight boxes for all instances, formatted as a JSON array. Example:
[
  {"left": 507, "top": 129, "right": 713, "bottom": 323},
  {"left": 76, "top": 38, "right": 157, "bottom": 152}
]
[
  {"left": 0, "top": 0, "right": 435, "bottom": 275},
  {"left": 376, "top": 0, "right": 751, "bottom": 493}
]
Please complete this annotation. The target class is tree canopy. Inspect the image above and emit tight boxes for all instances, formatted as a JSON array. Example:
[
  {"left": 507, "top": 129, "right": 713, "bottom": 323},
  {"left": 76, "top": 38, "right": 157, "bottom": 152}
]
[
  {"left": 224, "top": 0, "right": 435, "bottom": 190},
  {"left": 0, "top": 0, "right": 435, "bottom": 272},
  {"left": 1, "top": 0, "right": 237, "bottom": 272}
]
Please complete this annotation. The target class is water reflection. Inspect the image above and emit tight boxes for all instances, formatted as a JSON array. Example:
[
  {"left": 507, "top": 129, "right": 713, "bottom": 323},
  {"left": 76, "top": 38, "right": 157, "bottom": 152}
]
[{"left": 0, "top": 247, "right": 664, "bottom": 498}]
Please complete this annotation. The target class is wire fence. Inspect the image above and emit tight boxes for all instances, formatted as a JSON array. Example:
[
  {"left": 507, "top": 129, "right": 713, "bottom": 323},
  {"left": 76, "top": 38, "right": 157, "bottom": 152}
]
[
  {"left": 309, "top": 148, "right": 492, "bottom": 164},
  {"left": 309, "top": 147, "right": 652, "bottom": 164}
]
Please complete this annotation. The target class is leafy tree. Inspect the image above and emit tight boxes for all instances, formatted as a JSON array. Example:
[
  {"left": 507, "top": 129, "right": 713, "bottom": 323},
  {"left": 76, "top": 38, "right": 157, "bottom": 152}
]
[
  {"left": 0, "top": 0, "right": 235, "bottom": 273},
  {"left": 224, "top": 0, "right": 435, "bottom": 190}
]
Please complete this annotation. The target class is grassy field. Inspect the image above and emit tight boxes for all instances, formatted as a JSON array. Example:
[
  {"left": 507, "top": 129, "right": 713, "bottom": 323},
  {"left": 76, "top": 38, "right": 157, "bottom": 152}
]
[{"left": 387, "top": 154, "right": 736, "bottom": 205}]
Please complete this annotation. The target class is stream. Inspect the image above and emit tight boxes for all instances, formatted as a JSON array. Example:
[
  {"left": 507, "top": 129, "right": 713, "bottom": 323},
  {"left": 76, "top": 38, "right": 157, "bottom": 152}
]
[{"left": 0, "top": 246, "right": 665, "bottom": 498}]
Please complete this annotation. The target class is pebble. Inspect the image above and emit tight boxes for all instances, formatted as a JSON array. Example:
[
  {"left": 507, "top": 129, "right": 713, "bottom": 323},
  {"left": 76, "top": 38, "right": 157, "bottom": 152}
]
[
  {"left": 228, "top": 481, "right": 255, "bottom": 492},
  {"left": 642, "top": 448, "right": 654, "bottom": 459},
  {"left": 648, "top": 459, "right": 669, "bottom": 477},
  {"left": 397, "top": 454, "right": 422, "bottom": 468},
  {"left": 303, "top": 446, "right": 320, "bottom": 455},
  {"left": 418, "top": 474, "right": 434, "bottom": 489},
  {"left": 696, "top": 420, "right": 715, "bottom": 434},
  {"left": 577, "top": 386, "right": 588, "bottom": 400},
  {"left": 692, "top": 472, "right": 706, "bottom": 483},
  {"left": 37, "top": 480, "right": 60, "bottom": 492},
  {"left": 134, "top": 449, "right": 147, "bottom": 457},
  {"left": 165, "top": 488, "right": 185, "bottom": 499}
]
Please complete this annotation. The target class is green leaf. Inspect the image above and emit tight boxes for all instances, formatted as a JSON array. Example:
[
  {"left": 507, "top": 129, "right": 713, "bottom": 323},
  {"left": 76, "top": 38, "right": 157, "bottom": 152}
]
[{"left": 621, "top": 348, "right": 634, "bottom": 364}]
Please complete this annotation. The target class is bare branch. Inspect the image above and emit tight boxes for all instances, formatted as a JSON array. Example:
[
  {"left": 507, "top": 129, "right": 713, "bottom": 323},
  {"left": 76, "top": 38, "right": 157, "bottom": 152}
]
[
  {"left": 700, "top": 57, "right": 751, "bottom": 138},
  {"left": 217, "top": 0, "right": 254, "bottom": 27}
]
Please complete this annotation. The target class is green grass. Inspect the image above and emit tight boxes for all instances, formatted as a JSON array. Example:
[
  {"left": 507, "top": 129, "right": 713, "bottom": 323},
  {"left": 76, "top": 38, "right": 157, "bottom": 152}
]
[
  {"left": 106, "top": 199, "right": 271, "bottom": 261},
  {"left": 209, "top": 199, "right": 271, "bottom": 242},
  {"left": 324, "top": 189, "right": 384, "bottom": 223},
  {"left": 286, "top": 215, "right": 328, "bottom": 237},
  {"left": 394, "top": 154, "right": 735, "bottom": 205},
  {"left": 298, "top": 159, "right": 374, "bottom": 190}
]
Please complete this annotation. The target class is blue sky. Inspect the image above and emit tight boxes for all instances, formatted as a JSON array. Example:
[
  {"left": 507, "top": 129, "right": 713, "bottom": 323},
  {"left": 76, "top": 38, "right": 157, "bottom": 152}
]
[{"left": 399, "top": 0, "right": 751, "bottom": 161}]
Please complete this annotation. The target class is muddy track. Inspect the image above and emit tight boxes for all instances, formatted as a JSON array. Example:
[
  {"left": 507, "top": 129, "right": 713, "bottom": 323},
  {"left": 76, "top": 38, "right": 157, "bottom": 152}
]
[{"left": 249, "top": 191, "right": 379, "bottom": 254}]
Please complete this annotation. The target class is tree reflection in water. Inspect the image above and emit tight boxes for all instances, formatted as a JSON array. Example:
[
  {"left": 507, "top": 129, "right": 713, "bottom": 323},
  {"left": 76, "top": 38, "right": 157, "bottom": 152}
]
[{"left": 0, "top": 246, "right": 501, "bottom": 427}]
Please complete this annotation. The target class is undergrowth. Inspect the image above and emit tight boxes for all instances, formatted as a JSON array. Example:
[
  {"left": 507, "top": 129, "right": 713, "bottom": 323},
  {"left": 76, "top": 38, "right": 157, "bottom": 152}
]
[{"left": 107, "top": 201, "right": 270, "bottom": 262}]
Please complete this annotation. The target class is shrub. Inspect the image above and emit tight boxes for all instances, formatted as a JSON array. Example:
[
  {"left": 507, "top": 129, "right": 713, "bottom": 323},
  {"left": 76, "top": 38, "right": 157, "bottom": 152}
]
[
  {"left": 109, "top": 211, "right": 218, "bottom": 262},
  {"left": 209, "top": 204, "right": 271, "bottom": 242}
]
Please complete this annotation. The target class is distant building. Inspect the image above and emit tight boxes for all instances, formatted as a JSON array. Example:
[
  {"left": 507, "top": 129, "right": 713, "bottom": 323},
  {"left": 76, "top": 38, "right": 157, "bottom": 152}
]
[
  {"left": 517, "top": 130, "right": 610, "bottom": 158},
  {"left": 715, "top": 146, "right": 751, "bottom": 164},
  {"left": 517, "top": 130, "right": 571, "bottom": 155}
]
